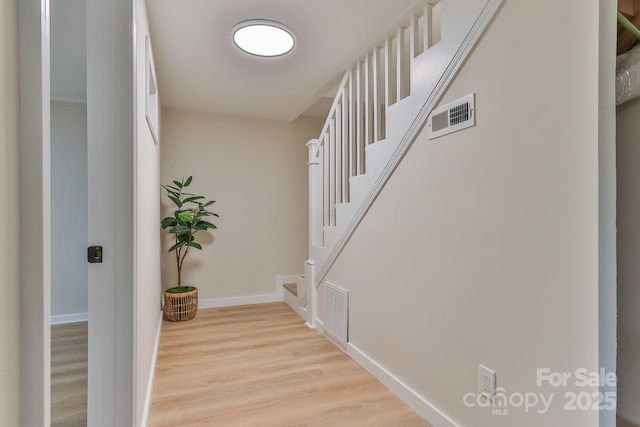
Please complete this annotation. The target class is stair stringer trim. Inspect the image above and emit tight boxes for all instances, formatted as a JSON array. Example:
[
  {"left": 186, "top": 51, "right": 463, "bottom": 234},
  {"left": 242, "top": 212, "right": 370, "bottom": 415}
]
[{"left": 314, "top": 0, "right": 505, "bottom": 287}]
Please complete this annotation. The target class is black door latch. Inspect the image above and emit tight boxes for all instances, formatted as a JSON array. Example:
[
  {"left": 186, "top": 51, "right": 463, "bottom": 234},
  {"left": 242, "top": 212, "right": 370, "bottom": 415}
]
[{"left": 88, "top": 246, "right": 103, "bottom": 263}]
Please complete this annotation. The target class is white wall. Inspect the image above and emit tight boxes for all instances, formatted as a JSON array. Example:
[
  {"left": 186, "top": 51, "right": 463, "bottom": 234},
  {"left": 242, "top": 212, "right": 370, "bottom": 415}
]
[
  {"left": 51, "top": 100, "right": 88, "bottom": 320},
  {"left": 323, "top": 1, "right": 605, "bottom": 426},
  {"left": 161, "top": 109, "right": 322, "bottom": 302},
  {"left": 50, "top": 0, "right": 86, "bottom": 101},
  {"left": 0, "top": 0, "right": 21, "bottom": 423},
  {"left": 617, "top": 97, "right": 640, "bottom": 425},
  {"left": 135, "top": 0, "right": 163, "bottom": 424}
]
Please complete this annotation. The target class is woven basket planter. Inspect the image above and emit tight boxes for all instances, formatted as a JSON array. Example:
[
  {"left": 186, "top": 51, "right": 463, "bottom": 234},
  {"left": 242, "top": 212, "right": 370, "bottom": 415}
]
[{"left": 164, "top": 287, "right": 198, "bottom": 322}]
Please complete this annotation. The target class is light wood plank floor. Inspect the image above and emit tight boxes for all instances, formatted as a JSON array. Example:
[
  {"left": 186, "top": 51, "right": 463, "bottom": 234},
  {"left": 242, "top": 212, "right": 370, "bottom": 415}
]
[
  {"left": 149, "top": 302, "right": 431, "bottom": 427},
  {"left": 51, "top": 321, "right": 88, "bottom": 427}
]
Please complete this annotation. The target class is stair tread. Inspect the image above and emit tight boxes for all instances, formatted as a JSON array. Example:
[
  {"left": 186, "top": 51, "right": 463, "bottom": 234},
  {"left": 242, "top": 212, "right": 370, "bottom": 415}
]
[{"left": 283, "top": 283, "right": 297, "bottom": 296}]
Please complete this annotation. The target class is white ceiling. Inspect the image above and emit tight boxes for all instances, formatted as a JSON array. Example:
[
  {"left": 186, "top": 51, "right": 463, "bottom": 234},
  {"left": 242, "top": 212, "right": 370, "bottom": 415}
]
[
  {"left": 49, "top": 0, "right": 427, "bottom": 121},
  {"left": 146, "top": 0, "right": 426, "bottom": 122}
]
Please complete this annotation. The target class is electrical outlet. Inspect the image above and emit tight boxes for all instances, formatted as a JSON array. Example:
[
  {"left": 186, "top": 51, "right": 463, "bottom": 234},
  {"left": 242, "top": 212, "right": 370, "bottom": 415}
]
[{"left": 478, "top": 364, "right": 496, "bottom": 400}]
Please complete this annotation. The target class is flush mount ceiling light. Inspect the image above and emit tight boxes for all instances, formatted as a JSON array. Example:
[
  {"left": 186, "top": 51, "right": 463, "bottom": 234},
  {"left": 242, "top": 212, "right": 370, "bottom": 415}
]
[{"left": 232, "top": 20, "right": 295, "bottom": 57}]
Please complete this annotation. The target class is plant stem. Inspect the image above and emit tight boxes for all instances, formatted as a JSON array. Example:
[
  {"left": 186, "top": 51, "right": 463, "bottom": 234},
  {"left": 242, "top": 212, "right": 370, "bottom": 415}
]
[
  {"left": 178, "top": 243, "right": 190, "bottom": 289},
  {"left": 175, "top": 234, "right": 182, "bottom": 291}
]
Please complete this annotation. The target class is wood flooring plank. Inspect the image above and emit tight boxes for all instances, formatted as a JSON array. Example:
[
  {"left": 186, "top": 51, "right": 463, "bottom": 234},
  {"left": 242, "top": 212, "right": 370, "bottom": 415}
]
[
  {"left": 149, "top": 303, "right": 430, "bottom": 426},
  {"left": 51, "top": 322, "right": 88, "bottom": 427}
]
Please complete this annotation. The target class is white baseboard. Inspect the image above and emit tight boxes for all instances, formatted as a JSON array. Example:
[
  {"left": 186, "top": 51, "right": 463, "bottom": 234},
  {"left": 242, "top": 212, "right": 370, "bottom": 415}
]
[
  {"left": 346, "top": 343, "right": 459, "bottom": 427},
  {"left": 315, "top": 317, "right": 324, "bottom": 335},
  {"left": 197, "top": 276, "right": 300, "bottom": 310},
  {"left": 199, "top": 293, "right": 283, "bottom": 309},
  {"left": 51, "top": 312, "right": 88, "bottom": 325},
  {"left": 140, "top": 311, "right": 163, "bottom": 427}
]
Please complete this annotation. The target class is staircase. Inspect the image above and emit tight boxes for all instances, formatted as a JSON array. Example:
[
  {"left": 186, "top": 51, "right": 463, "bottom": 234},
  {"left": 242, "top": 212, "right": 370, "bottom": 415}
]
[{"left": 285, "top": 0, "right": 504, "bottom": 326}]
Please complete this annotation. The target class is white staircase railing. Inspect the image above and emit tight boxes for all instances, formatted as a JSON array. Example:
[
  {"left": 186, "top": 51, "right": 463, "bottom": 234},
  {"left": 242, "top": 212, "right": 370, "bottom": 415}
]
[
  {"left": 296, "top": 0, "right": 504, "bottom": 328},
  {"left": 312, "top": 2, "right": 438, "bottom": 228}
]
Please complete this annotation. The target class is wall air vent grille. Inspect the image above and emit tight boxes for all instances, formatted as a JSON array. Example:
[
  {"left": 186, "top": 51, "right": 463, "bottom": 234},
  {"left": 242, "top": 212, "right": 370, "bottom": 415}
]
[
  {"left": 431, "top": 110, "right": 449, "bottom": 133},
  {"left": 427, "top": 93, "right": 476, "bottom": 139},
  {"left": 324, "top": 282, "right": 349, "bottom": 346}
]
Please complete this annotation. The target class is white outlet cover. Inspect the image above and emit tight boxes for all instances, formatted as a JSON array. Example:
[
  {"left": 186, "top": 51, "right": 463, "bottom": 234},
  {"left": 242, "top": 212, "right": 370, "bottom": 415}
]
[{"left": 478, "top": 364, "right": 496, "bottom": 400}]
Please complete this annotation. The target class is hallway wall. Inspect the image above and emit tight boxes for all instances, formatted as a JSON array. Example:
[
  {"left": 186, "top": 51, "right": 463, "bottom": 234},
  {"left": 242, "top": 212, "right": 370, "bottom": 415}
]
[
  {"left": 135, "top": 0, "right": 163, "bottom": 424},
  {"left": 50, "top": 100, "right": 88, "bottom": 321},
  {"left": 161, "top": 109, "right": 322, "bottom": 302},
  {"left": 0, "top": 0, "right": 21, "bottom": 423}
]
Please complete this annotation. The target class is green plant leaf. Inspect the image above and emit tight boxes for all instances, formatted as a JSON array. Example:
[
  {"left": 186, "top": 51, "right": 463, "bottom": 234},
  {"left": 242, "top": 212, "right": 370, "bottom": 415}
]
[
  {"left": 168, "top": 195, "right": 183, "bottom": 208},
  {"left": 162, "top": 177, "right": 218, "bottom": 252},
  {"left": 168, "top": 240, "right": 187, "bottom": 252},
  {"left": 183, "top": 195, "right": 205, "bottom": 204},
  {"left": 195, "top": 225, "right": 217, "bottom": 231},
  {"left": 161, "top": 217, "right": 177, "bottom": 229},
  {"left": 195, "top": 220, "right": 216, "bottom": 230},
  {"left": 169, "top": 225, "right": 190, "bottom": 235},
  {"left": 177, "top": 211, "right": 193, "bottom": 222},
  {"left": 161, "top": 187, "right": 179, "bottom": 199}
]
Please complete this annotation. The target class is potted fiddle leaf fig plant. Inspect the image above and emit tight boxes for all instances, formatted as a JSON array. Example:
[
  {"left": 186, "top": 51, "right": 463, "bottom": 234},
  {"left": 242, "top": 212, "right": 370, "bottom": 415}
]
[{"left": 161, "top": 176, "right": 218, "bottom": 321}]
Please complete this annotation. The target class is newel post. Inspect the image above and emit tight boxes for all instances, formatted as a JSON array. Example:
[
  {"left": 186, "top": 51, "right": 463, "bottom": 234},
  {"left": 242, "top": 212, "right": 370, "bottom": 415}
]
[{"left": 305, "top": 138, "right": 320, "bottom": 328}]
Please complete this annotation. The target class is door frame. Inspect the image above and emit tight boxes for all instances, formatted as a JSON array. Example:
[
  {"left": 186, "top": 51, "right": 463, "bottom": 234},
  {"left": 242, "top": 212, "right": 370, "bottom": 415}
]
[
  {"left": 18, "top": 0, "right": 51, "bottom": 424},
  {"left": 86, "top": 0, "right": 135, "bottom": 424},
  {"left": 18, "top": 0, "right": 135, "bottom": 424}
]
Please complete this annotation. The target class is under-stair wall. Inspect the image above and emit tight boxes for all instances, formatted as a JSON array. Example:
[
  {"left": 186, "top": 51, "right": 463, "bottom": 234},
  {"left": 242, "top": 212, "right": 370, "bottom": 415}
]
[{"left": 295, "top": 0, "right": 612, "bottom": 426}]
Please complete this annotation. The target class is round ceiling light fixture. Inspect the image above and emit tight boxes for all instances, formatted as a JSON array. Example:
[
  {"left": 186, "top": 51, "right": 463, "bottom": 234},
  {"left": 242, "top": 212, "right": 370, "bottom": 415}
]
[{"left": 232, "top": 20, "right": 295, "bottom": 57}]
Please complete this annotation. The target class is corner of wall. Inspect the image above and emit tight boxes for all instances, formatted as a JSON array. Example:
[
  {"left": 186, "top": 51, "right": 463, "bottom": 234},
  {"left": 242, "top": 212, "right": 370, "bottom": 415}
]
[
  {"left": 598, "top": 0, "right": 618, "bottom": 425},
  {"left": 134, "top": 0, "right": 164, "bottom": 424},
  {"left": 0, "top": 0, "right": 22, "bottom": 424}
]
